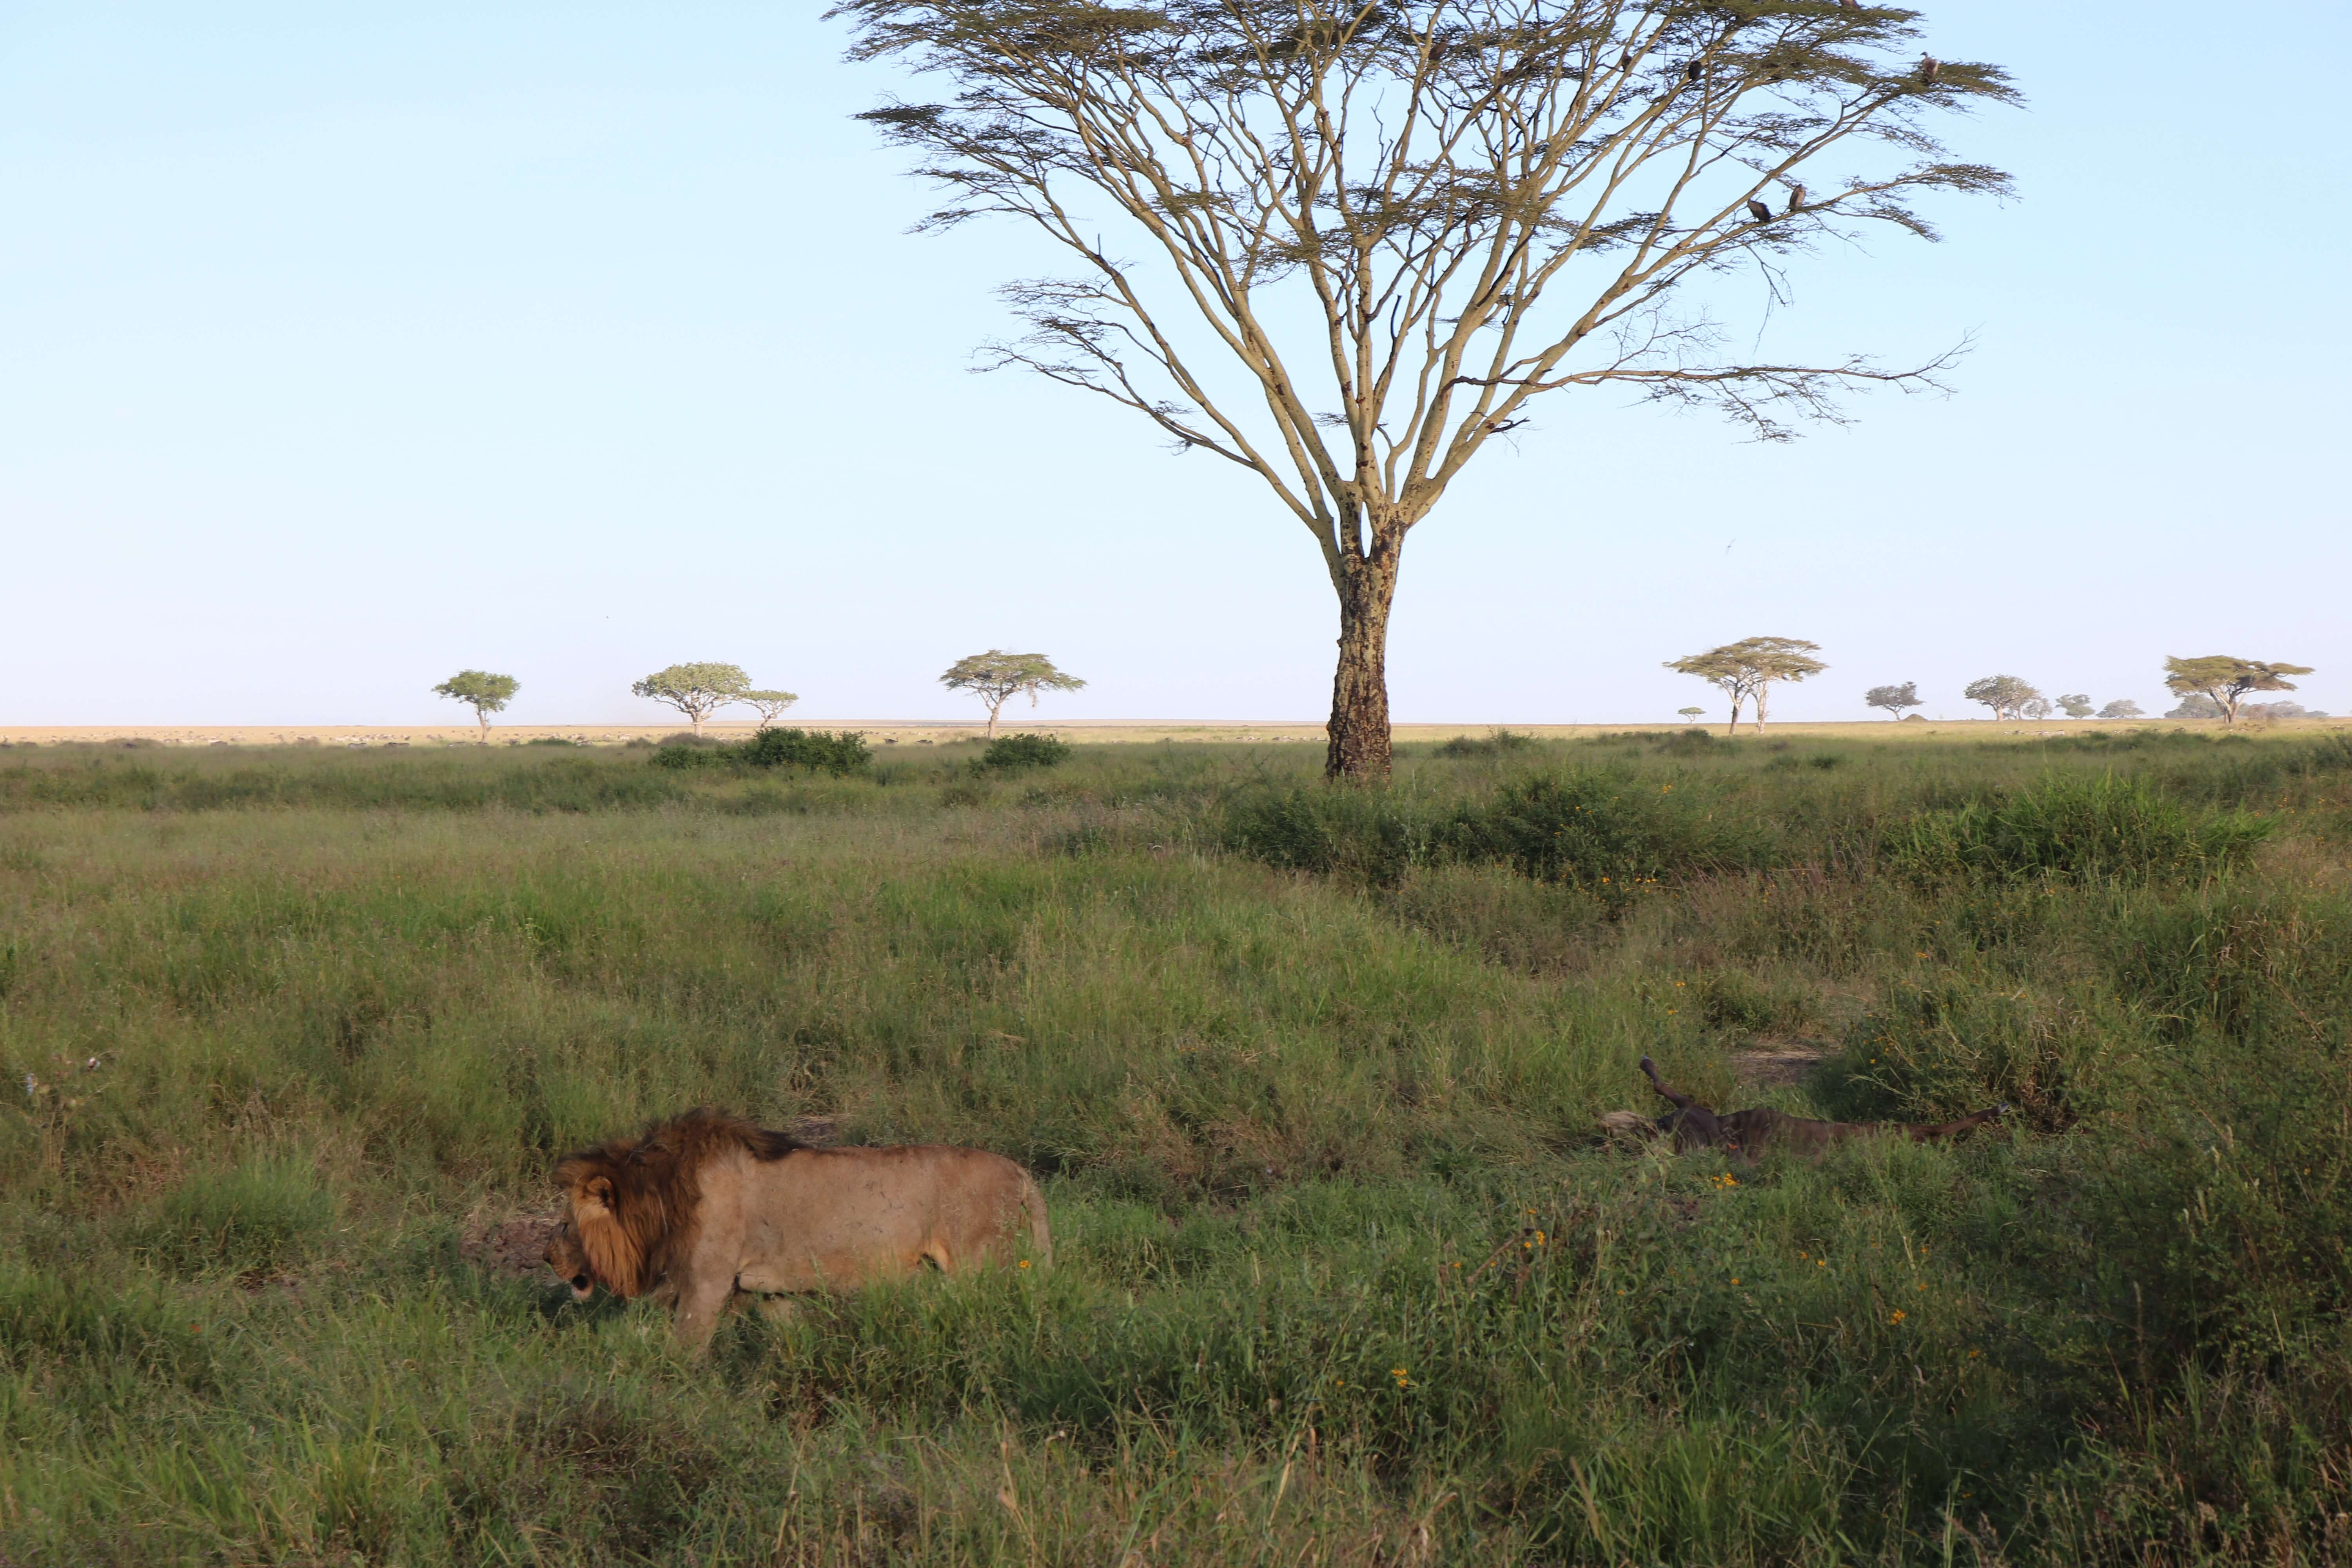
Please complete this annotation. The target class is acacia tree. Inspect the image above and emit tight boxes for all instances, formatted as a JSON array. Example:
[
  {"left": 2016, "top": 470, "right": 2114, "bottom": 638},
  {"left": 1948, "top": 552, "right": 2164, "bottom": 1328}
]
[
  {"left": 1961, "top": 673, "right": 2036, "bottom": 720},
  {"left": 432, "top": 670, "right": 519, "bottom": 741},
  {"left": 941, "top": 650, "right": 1089, "bottom": 737},
  {"left": 2054, "top": 692, "right": 2093, "bottom": 719},
  {"left": 838, "top": 0, "right": 2012, "bottom": 779},
  {"left": 2096, "top": 699, "right": 2142, "bottom": 719},
  {"left": 2162, "top": 655, "right": 2315, "bottom": 726},
  {"left": 741, "top": 690, "right": 804, "bottom": 727},
  {"left": 1666, "top": 635, "right": 1824, "bottom": 734},
  {"left": 1864, "top": 681, "right": 1920, "bottom": 719},
  {"left": 632, "top": 662, "right": 753, "bottom": 735}
]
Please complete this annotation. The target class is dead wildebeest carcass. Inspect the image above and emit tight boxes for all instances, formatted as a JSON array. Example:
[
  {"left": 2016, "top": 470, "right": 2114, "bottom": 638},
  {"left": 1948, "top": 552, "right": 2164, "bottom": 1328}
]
[{"left": 1600, "top": 1057, "right": 2007, "bottom": 1162}]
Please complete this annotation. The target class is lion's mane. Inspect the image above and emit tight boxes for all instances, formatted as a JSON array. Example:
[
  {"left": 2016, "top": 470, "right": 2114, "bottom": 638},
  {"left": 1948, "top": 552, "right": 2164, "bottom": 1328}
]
[{"left": 554, "top": 1109, "right": 801, "bottom": 1299}]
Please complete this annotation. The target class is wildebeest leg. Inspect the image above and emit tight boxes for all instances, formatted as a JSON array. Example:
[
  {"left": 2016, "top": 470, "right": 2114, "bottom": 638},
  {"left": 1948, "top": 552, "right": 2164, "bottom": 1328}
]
[
  {"left": 1906, "top": 1104, "right": 2010, "bottom": 1143},
  {"left": 1638, "top": 1056, "right": 1701, "bottom": 1111}
]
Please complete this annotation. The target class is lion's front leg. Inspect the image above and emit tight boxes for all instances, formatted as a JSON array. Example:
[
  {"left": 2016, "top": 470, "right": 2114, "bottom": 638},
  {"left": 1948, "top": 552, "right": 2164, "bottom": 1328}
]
[{"left": 669, "top": 1270, "right": 737, "bottom": 1352}]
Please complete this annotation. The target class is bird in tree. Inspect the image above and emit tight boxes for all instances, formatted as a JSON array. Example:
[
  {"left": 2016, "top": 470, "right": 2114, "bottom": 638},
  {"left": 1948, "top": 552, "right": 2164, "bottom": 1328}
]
[
  {"left": 432, "top": 670, "right": 519, "bottom": 742},
  {"left": 1787, "top": 184, "right": 1808, "bottom": 214},
  {"left": 2162, "top": 655, "right": 2316, "bottom": 726},
  {"left": 740, "top": 690, "right": 802, "bottom": 728},
  {"left": 1666, "top": 637, "right": 1828, "bottom": 735},
  {"left": 838, "top": 0, "right": 2014, "bottom": 780},
  {"left": 940, "top": 651, "right": 1087, "bottom": 739},
  {"left": 632, "top": 662, "right": 753, "bottom": 735},
  {"left": 1864, "top": 682, "right": 1923, "bottom": 720},
  {"left": 2055, "top": 693, "right": 2095, "bottom": 719},
  {"left": 1746, "top": 198, "right": 1774, "bottom": 224},
  {"left": 1962, "top": 675, "right": 2039, "bottom": 720}
]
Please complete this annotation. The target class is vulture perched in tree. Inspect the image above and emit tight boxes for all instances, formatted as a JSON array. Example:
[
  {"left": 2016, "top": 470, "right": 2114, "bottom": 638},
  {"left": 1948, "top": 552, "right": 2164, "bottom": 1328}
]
[
  {"left": 1787, "top": 184, "right": 1806, "bottom": 213},
  {"left": 1686, "top": 59, "right": 1703, "bottom": 82},
  {"left": 1746, "top": 198, "right": 1773, "bottom": 224},
  {"left": 1919, "top": 56, "right": 1941, "bottom": 83}
]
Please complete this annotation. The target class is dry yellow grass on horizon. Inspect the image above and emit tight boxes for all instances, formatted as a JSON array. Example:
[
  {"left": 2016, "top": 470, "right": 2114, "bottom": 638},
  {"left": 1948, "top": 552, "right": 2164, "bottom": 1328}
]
[{"left": 4, "top": 717, "right": 2345, "bottom": 748}]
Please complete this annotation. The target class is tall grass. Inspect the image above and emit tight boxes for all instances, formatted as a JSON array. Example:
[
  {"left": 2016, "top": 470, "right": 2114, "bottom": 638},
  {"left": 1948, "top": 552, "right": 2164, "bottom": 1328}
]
[{"left": 2, "top": 733, "right": 2349, "bottom": 1562}]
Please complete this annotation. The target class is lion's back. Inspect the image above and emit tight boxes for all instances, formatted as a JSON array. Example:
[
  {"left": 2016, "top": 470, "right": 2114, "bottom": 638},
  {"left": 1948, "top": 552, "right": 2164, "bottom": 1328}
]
[{"left": 732, "top": 1143, "right": 1044, "bottom": 1287}]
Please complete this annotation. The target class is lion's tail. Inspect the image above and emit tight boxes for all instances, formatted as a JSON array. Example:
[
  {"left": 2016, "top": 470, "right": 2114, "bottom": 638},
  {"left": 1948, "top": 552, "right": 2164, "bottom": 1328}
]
[{"left": 1020, "top": 1172, "right": 1054, "bottom": 1270}]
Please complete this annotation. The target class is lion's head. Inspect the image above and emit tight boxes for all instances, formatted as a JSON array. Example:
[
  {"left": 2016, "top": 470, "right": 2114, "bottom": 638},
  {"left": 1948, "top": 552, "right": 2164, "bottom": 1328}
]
[
  {"left": 543, "top": 1220, "right": 597, "bottom": 1301},
  {"left": 553, "top": 1108, "right": 802, "bottom": 1301}
]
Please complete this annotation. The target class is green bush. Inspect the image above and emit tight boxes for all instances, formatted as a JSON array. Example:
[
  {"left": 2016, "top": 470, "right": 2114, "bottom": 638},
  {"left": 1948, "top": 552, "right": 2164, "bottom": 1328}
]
[
  {"left": 1885, "top": 773, "right": 2272, "bottom": 885},
  {"left": 1221, "top": 785, "right": 1437, "bottom": 887},
  {"left": 737, "top": 728, "right": 871, "bottom": 774},
  {"left": 1433, "top": 729, "right": 1537, "bottom": 759},
  {"left": 981, "top": 733, "right": 1072, "bottom": 771},
  {"left": 1437, "top": 769, "right": 1772, "bottom": 896}
]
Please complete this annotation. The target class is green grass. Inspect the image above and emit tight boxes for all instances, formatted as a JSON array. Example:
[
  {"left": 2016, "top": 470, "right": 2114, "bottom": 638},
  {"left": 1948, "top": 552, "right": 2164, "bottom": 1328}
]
[{"left": 3, "top": 732, "right": 2350, "bottom": 1563}]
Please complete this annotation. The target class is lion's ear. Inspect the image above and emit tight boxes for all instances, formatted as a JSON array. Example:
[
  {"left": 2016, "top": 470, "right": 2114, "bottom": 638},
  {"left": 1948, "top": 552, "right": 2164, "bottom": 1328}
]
[{"left": 577, "top": 1175, "right": 615, "bottom": 1216}]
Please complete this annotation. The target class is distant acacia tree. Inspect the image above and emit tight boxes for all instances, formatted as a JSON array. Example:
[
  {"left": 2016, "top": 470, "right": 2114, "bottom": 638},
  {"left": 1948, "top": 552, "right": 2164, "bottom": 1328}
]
[
  {"left": 941, "top": 651, "right": 1087, "bottom": 738},
  {"left": 2020, "top": 697, "right": 2052, "bottom": 720},
  {"left": 1677, "top": 706, "right": 1705, "bottom": 723},
  {"left": 840, "top": 0, "right": 2014, "bottom": 779},
  {"left": 1962, "top": 675, "right": 2038, "bottom": 721},
  {"left": 740, "top": 690, "right": 803, "bottom": 728},
  {"left": 2097, "top": 699, "right": 2144, "bottom": 719},
  {"left": 632, "top": 662, "right": 753, "bottom": 735},
  {"left": 1666, "top": 637, "right": 1826, "bottom": 735},
  {"left": 1864, "top": 682, "right": 1922, "bottom": 720},
  {"left": 2055, "top": 693, "right": 2094, "bottom": 719},
  {"left": 2166, "top": 694, "right": 2225, "bottom": 720},
  {"left": 2163, "top": 655, "right": 2315, "bottom": 726},
  {"left": 432, "top": 670, "right": 519, "bottom": 741}
]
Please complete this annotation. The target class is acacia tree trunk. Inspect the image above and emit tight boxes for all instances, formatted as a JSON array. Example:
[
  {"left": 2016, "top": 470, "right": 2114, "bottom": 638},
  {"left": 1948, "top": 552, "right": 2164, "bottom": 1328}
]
[
  {"left": 1324, "top": 532, "right": 1402, "bottom": 781},
  {"left": 475, "top": 708, "right": 489, "bottom": 742},
  {"left": 1724, "top": 695, "right": 1744, "bottom": 737},
  {"left": 985, "top": 697, "right": 1004, "bottom": 739}
]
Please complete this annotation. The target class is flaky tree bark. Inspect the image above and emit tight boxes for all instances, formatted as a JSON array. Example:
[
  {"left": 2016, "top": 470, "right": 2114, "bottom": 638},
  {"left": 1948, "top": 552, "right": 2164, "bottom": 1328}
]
[{"left": 1326, "top": 524, "right": 1403, "bottom": 777}]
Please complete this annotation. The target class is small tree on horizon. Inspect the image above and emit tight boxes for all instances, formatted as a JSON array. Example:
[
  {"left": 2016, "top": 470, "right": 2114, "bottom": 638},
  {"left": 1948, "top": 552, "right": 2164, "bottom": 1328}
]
[
  {"left": 1677, "top": 706, "right": 1706, "bottom": 724},
  {"left": 1864, "top": 682, "right": 1923, "bottom": 720},
  {"left": 432, "top": 670, "right": 519, "bottom": 740},
  {"left": 632, "top": 662, "right": 754, "bottom": 735},
  {"left": 941, "top": 651, "right": 1087, "bottom": 739},
  {"left": 2163, "top": 655, "right": 2315, "bottom": 726},
  {"left": 1666, "top": 637, "right": 1826, "bottom": 735},
  {"left": 1962, "top": 674, "right": 2038, "bottom": 721},
  {"left": 2055, "top": 693, "right": 2095, "bottom": 719},
  {"left": 740, "top": 690, "right": 803, "bottom": 728},
  {"left": 2097, "top": 699, "right": 2144, "bottom": 720}
]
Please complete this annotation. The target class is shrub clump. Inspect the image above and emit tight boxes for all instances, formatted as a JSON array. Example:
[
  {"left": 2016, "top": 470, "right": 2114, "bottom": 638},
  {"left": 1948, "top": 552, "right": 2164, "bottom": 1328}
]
[
  {"left": 1434, "top": 729, "right": 1537, "bottom": 759},
  {"left": 1222, "top": 786, "right": 1438, "bottom": 887},
  {"left": 980, "top": 733, "right": 1072, "bottom": 771},
  {"left": 649, "top": 728, "right": 871, "bottom": 774},
  {"left": 142, "top": 1156, "right": 335, "bottom": 1277},
  {"left": 1885, "top": 773, "right": 2272, "bottom": 884},
  {"left": 1437, "top": 770, "right": 1772, "bottom": 898}
]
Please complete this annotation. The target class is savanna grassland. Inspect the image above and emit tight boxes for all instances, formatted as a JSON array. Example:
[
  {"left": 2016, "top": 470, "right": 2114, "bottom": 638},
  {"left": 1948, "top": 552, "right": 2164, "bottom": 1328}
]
[{"left": 3, "top": 729, "right": 2350, "bottom": 1565}]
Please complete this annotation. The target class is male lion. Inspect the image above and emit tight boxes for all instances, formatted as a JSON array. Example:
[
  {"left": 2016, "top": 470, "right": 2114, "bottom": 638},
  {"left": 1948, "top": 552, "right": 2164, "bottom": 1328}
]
[
  {"left": 549, "top": 1109, "right": 1051, "bottom": 1348},
  {"left": 1604, "top": 1056, "right": 2007, "bottom": 1161}
]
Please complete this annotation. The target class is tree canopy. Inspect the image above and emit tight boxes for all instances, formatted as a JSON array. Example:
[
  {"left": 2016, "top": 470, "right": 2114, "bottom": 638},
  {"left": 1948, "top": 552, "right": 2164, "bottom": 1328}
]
[
  {"left": 2163, "top": 655, "right": 2314, "bottom": 726},
  {"left": 2054, "top": 693, "right": 2093, "bottom": 719},
  {"left": 839, "top": 0, "right": 2013, "bottom": 777},
  {"left": 740, "top": 690, "right": 803, "bottom": 727},
  {"left": 432, "top": 670, "right": 519, "bottom": 739},
  {"left": 2097, "top": 699, "right": 2143, "bottom": 720},
  {"left": 1962, "top": 674, "right": 2037, "bottom": 721},
  {"left": 1666, "top": 636, "right": 1825, "bottom": 734},
  {"left": 632, "top": 663, "right": 754, "bottom": 735},
  {"left": 940, "top": 651, "right": 1088, "bottom": 738},
  {"left": 1864, "top": 681, "right": 1921, "bottom": 719}
]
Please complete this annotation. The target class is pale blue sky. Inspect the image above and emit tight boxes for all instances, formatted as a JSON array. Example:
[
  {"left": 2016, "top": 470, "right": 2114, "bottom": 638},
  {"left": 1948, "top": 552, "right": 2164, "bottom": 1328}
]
[{"left": 4, "top": 2, "right": 2346, "bottom": 726}]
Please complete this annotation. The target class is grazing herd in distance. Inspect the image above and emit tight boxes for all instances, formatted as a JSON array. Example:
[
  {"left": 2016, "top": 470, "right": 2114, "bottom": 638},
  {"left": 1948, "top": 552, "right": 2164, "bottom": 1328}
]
[{"left": 429, "top": 649, "right": 2324, "bottom": 740}]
